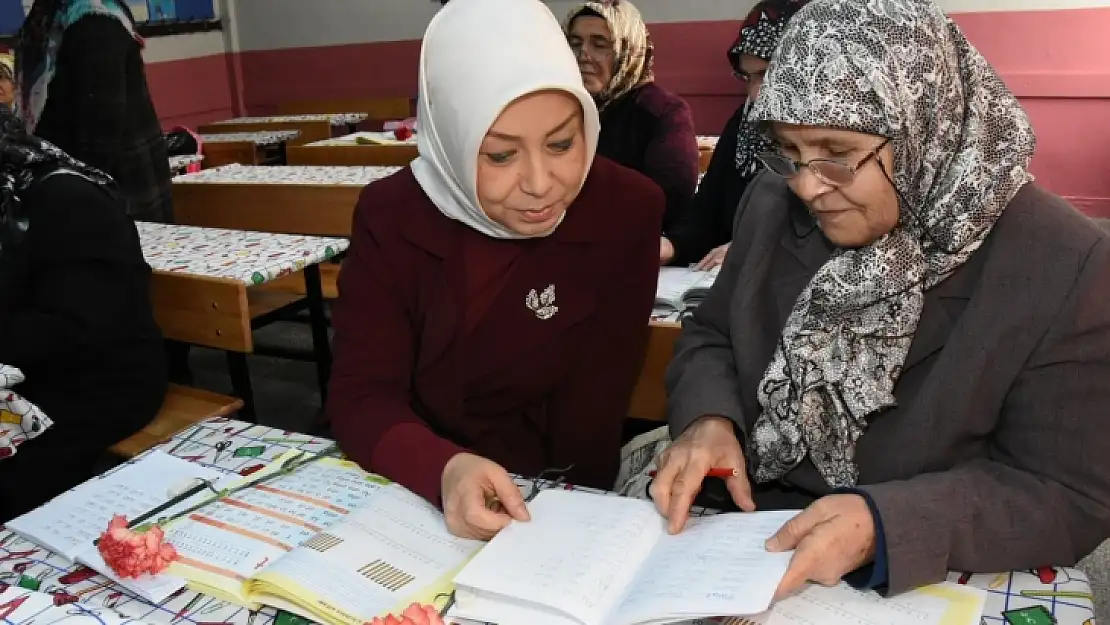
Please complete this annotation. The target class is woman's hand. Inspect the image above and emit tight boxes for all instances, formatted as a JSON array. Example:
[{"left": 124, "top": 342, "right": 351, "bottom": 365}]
[
  {"left": 767, "top": 494, "right": 877, "bottom": 600},
  {"left": 694, "top": 243, "right": 730, "bottom": 271},
  {"left": 649, "top": 416, "right": 755, "bottom": 533},
  {"left": 659, "top": 237, "right": 675, "bottom": 265},
  {"left": 441, "top": 452, "right": 530, "bottom": 540}
]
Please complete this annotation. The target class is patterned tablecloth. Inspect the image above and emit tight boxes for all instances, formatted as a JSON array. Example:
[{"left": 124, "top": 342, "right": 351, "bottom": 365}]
[
  {"left": 0, "top": 418, "right": 1097, "bottom": 625},
  {"left": 136, "top": 222, "right": 348, "bottom": 285},
  {"left": 167, "top": 154, "right": 204, "bottom": 174},
  {"left": 0, "top": 365, "right": 51, "bottom": 461},
  {"left": 172, "top": 164, "right": 400, "bottom": 186},
  {"left": 305, "top": 131, "right": 418, "bottom": 147},
  {"left": 198, "top": 131, "right": 301, "bottom": 146},
  {"left": 208, "top": 114, "right": 368, "bottom": 127}
]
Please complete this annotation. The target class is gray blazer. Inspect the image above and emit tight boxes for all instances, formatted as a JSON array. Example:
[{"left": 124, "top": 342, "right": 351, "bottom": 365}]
[{"left": 667, "top": 172, "right": 1110, "bottom": 594}]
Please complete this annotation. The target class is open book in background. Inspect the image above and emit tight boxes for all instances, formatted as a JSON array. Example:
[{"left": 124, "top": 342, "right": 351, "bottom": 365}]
[
  {"left": 5, "top": 450, "right": 227, "bottom": 603},
  {"left": 656, "top": 267, "right": 719, "bottom": 313},
  {"left": 159, "top": 453, "right": 482, "bottom": 625},
  {"left": 449, "top": 489, "right": 796, "bottom": 625}
]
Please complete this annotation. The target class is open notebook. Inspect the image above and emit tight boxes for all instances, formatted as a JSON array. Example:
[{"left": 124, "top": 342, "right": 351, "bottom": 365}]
[
  {"left": 656, "top": 267, "right": 719, "bottom": 313},
  {"left": 6, "top": 450, "right": 226, "bottom": 603},
  {"left": 449, "top": 489, "right": 797, "bottom": 625},
  {"left": 159, "top": 454, "right": 482, "bottom": 625}
]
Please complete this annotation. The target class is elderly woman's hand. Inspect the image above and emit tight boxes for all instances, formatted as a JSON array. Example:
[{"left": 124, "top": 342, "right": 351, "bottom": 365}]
[
  {"left": 650, "top": 416, "right": 755, "bottom": 533},
  {"left": 767, "top": 494, "right": 877, "bottom": 600}
]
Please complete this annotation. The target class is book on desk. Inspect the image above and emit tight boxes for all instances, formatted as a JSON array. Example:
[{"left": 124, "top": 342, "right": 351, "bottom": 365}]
[
  {"left": 6, "top": 450, "right": 482, "bottom": 625},
  {"left": 656, "top": 267, "right": 719, "bottom": 314}
]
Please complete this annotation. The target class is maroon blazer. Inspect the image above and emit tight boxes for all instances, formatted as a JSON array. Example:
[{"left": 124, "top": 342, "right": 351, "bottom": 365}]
[{"left": 328, "top": 158, "right": 663, "bottom": 503}]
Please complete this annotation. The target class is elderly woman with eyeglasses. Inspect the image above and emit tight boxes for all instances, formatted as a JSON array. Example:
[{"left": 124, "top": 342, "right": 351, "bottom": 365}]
[
  {"left": 651, "top": 0, "right": 1110, "bottom": 599},
  {"left": 564, "top": 1, "right": 698, "bottom": 235}
]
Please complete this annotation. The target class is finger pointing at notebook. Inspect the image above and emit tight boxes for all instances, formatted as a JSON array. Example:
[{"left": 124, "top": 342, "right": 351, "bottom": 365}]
[
  {"left": 650, "top": 415, "right": 755, "bottom": 533},
  {"left": 441, "top": 452, "right": 530, "bottom": 540}
]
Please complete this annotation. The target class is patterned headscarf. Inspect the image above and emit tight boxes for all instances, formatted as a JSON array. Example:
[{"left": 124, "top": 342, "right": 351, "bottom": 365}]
[
  {"left": 0, "top": 106, "right": 115, "bottom": 257},
  {"left": 16, "top": 0, "right": 142, "bottom": 131},
  {"left": 747, "top": 0, "right": 1036, "bottom": 488},
  {"left": 564, "top": 1, "right": 654, "bottom": 111},
  {"left": 730, "top": 0, "right": 809, "bottom": 178}
]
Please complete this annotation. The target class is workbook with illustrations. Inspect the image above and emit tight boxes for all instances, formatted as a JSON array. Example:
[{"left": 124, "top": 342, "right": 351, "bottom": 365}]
[
  {"left": 157, "top": 452, "right": 483, "bottom": 625},
  {"left": 656, "top": 267, "right": 719, "bottom": 313},
  {"left": 448, "top": 489, "right": 798, "bottom": 625}
]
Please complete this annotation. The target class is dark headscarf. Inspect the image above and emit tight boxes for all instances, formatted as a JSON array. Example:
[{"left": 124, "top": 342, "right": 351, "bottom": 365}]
[
  {"left": 729, "top": 0, "right": 810, "bottom": 178},
  {"left": 0, "top": 106, "right": 114, "bottom": 256},
  {"left": 16, "top": 0, "right": 141, "bottom": 130},
  {"left": 748, "top": 0, "right": 1035, "bottom": 488}
]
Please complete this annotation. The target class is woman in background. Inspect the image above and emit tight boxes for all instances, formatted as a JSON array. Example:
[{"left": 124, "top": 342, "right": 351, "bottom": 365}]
[
  {"left": 329, "top": 0, "right": 662, "bottom": 540},
  {"left": 565, "top": 0, "right": 698, "bottom": 232},
  {"left": 0, "top": 54, "right": 15, "bottom": 110},
  {"left": 17, "top": 0, "right": 172, "bottom": 223},
  {"left": 0, "top": 110, "right": 166, "bottom": 520},
  {"left": 661, "top": 0, "right": 808, "bottom": 269}
]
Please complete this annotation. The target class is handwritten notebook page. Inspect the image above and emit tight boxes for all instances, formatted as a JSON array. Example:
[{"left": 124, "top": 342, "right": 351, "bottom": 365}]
[
  {"left": 766, "top": 582, "right": 986, "bottom": 625},
  {"left": 251, "top": 484, "right": 484, "bottom": 625},
  {"left": 163, "top": 456, "right": 385, "bottom": 606},
  {"left": 618, "top": 510, "right": 796, "bottom": 624},
  {"left": 453, "top": 490, "right": 665, "bottom": 625}
]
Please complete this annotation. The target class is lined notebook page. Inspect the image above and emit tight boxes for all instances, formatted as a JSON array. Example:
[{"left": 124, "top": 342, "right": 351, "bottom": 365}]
[
  {"left": 618, "top": 510, "right": 797, "bottom": 624},
  {"left": 453, "top": 490, "right": 664, "bottom": 625}
]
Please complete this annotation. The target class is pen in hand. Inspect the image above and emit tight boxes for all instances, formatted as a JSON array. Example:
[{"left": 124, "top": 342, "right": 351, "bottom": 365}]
[{"left": 647, "top": 467, "right": 739, "bottom": 479}]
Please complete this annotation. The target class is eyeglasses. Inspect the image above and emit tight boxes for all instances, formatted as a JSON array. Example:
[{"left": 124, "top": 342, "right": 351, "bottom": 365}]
[
  {"left": 757, "top": 138, "right": 890, "bottom": 186},
  {"left": 733, "top": 69, "right": 765, "bottom": 83}
]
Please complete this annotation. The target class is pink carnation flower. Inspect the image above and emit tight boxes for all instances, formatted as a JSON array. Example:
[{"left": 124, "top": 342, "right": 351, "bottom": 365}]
[
  {"left": 366, "top": 603, "right": 444, "bottom": 625},
  {"left": 97, "top": 515, "right": 178, "bottom": 578}
]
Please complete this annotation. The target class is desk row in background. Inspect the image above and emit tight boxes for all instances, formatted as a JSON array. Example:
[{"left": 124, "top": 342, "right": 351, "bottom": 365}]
[
  {"left": 173, "top": 163, "right": 400, "bottom": 186},
  {"left": 137, "top": 221, "right": 347, "bottom": 285},
  {"left": 207, "top": 113, "right": 368, "bottom": 128}
]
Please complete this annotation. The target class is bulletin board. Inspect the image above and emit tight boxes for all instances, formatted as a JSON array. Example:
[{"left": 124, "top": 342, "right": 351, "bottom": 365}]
[{"left": 0, "top": 0, "right": 217, "bottom": 35}]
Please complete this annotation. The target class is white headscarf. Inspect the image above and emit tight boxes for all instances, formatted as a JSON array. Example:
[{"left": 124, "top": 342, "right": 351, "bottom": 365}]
[{"left": 411, "top": 0, "right": 600, "bottom": 239}]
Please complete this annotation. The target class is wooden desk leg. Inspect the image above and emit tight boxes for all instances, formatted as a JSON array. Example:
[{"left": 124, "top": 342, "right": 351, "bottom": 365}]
[
  {"left": 304, "top": 265, "right": 332, "bottom": 403},
  {"left": 226, "top": 352, "right": 256, "bottom": 421}
]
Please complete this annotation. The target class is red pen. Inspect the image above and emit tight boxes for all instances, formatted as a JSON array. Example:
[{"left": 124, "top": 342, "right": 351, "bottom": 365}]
[{"left": 647, "top": 467, "right": 739, "bottom": 478}]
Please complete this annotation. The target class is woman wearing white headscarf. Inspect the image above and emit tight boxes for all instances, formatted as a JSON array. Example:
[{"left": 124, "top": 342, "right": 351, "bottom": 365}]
[
  {"left": 328, "top": 0, "right": 663, "bottom": 540},
  {"left": 652, "top": 0, "right": 1110, "bottom": 598}
]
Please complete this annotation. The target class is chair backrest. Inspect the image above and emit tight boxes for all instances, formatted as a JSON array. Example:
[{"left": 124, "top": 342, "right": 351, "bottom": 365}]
[{"left": 626, "top": 322, "right": 682, "bottom": 422}]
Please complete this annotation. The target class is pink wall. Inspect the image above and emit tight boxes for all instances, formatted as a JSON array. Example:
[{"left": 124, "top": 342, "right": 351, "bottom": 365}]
[
  {"left": 146, "top": 52, "right": 237, "bottom": 129},
  {"left": 161, "top": 7, "right": 1110, "bottom": 215}
]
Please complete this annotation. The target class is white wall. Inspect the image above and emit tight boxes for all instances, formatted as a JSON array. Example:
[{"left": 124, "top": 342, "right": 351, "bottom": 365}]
[{"left": 227, "top": 0, "right": 1110, "bottom": 52}]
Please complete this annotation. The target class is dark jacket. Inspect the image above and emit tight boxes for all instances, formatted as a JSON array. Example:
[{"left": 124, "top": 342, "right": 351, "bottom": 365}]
[
  {"left": 0, "top": 170, "right": 167, "bottom": 517},
  {"left": 34, "top": 14, "right": 173, "bottom": 223},
  {"left": 328, "top": 159, "right": 662, "bottom": 503},
  {"left": 667, "top": 172, "right": 1110, "bottom": 594},
  {"left": 597, "top": 82, "right": 698, "bottom": 230},
  {"left": 665, "top": 107, "right": 751, "bottom": 265}
]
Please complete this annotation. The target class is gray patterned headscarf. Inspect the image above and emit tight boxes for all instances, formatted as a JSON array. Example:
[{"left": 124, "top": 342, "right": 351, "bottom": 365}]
[{"left": 747, "top": 0, "right": 1036, "bottom": 488}]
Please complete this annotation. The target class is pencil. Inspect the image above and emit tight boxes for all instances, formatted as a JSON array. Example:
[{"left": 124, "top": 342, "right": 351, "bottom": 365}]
[{"left": 647, "top": 467, "right": 739, "bottom": 478}]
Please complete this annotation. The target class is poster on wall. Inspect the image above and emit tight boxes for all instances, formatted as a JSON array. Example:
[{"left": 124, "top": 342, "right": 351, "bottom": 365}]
[
  {"left": 0, "top": 0, "right": 22, "bottom": 36},
  {"left": 147, "top": 0, "right": 175, "bottom": 22},
  {"left": 126, "top": 0, "right": 149, "bottom": 21}
]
